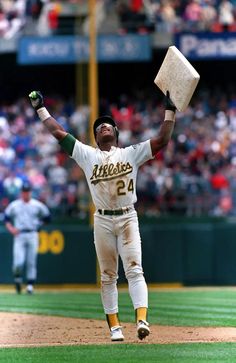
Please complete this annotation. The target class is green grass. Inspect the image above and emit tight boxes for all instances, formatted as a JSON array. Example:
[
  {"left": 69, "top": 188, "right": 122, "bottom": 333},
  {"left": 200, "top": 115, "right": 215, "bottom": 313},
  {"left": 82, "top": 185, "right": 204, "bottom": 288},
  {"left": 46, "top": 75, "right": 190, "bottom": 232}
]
[
  {"left": 1, "top": 344, "right": 236, "bottom": 363},
  {"left": 1, "top": 288, "right": 236, "bottom": 326},
  {"left": 1, "top": 288, "right": 236, "bottom": 362}
]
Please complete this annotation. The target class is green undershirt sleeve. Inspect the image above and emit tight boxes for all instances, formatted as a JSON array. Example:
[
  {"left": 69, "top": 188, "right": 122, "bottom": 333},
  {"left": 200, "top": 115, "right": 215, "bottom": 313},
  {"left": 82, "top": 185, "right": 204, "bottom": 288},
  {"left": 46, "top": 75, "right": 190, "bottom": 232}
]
[{"left": 59, "top": 133, "right": 76, "bottom": 156}]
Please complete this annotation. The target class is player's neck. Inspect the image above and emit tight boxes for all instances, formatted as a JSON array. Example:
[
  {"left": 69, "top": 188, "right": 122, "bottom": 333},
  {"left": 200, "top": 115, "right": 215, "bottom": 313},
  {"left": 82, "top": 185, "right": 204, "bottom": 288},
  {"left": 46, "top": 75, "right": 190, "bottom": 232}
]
[
  {"left": 99, "top": 141, "right": 117, "bottom": 151},
  {"left": 22, "top": 196, "right": 31, "bottom": 203}
]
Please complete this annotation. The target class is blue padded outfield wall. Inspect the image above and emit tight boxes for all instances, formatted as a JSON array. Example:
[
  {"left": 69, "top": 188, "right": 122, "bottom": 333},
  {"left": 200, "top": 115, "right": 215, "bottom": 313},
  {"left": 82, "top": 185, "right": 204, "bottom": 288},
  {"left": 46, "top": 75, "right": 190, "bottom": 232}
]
[{"left": 1, "top": 219, "right": 236, "bottom": 286}]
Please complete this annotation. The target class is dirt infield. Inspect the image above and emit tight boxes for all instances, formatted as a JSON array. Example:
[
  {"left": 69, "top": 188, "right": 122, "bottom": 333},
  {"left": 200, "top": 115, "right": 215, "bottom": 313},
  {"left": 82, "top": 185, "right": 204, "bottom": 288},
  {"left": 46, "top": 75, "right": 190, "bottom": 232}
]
[{"left": 1, "top": 312, "right": 236, "bottom": 347}]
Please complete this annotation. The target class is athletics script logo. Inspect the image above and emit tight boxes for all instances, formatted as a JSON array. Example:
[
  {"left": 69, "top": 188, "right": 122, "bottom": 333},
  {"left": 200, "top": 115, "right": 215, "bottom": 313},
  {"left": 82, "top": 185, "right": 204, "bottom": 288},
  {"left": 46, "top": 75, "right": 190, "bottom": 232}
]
[{"left": 90, "top": 162, "right": 133, "bottom": 185}]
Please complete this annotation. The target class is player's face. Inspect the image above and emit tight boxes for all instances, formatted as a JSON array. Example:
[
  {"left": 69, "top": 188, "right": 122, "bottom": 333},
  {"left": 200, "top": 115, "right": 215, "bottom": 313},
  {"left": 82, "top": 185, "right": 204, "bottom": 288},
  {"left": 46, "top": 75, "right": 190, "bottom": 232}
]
[
  {"left": 96, "top": 123, "right": 116, "bottom": 143},
  {"left": 21, "top": 190, "right": 31, "bottom": 202}
]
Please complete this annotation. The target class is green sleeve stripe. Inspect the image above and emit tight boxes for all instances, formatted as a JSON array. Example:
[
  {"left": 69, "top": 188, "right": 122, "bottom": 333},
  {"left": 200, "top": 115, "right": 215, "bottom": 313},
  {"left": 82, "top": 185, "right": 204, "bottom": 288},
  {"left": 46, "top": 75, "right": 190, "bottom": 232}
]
[{"left": 59, "top": 133, "right": 76, "bottom": 156}]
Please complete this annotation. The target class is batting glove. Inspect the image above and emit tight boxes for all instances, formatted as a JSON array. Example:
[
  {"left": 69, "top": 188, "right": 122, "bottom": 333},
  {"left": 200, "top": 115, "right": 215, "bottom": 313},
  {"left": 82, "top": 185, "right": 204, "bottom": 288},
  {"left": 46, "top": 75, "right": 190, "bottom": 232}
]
[
  {"left": 165, "top": 91, "right": 176, "bottom": 112},
  {"left": 29, "top": 90, "right": 44, "bottom": 110}
]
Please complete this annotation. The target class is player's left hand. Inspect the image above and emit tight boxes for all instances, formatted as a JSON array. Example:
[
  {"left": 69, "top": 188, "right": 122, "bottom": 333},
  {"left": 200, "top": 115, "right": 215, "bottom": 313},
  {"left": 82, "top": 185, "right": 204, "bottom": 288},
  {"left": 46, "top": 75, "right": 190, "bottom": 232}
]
[{"left": 165, "top": 91, "right": 176, "bottom": 112}]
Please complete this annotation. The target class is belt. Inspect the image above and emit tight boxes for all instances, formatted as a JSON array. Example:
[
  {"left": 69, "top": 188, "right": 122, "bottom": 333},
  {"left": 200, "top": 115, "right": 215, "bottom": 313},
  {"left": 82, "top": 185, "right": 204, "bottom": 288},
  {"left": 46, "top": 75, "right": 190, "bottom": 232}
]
[
  {"left": 98, "top": 207, "right": 132, "bottom": 216},
  {"left": 20, "top": 229, "right": 37, "bottom": 233}
]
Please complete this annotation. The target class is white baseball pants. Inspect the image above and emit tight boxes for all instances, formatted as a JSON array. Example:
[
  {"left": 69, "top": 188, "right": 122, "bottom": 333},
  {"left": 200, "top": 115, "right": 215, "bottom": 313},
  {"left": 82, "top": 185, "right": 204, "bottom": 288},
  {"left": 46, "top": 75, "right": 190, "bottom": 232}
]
[
  {"left": 13, "top": 232, "right": 38, "bottom": 281},
  {"left": 94, "top": 210, "right": 148, "bottom": 314}
]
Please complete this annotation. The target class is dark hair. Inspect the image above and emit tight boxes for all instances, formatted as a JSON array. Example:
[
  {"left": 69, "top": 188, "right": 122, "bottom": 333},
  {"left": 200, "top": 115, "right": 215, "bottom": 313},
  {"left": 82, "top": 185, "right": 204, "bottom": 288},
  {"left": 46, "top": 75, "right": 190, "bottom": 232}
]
[{"left": 21, "top": 181, "right": 32, "bottom": 192}]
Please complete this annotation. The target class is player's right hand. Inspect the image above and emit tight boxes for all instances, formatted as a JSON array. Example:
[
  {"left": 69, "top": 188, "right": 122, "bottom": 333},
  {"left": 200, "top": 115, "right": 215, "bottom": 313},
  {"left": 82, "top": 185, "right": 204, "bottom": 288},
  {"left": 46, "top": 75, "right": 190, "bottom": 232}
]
[{"left": 29, "top": 90, "right": 44, "bottom": 110}]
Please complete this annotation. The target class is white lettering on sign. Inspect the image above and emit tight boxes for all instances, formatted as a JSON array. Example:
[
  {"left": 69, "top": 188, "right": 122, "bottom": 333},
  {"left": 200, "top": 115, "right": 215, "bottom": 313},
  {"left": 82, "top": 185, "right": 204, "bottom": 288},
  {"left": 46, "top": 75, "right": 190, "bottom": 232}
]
[
  {"left": 180, "top": 35, "right": 236, "bottom": 58},
  {"left": 73, "top": 40, "right": 88, "bottom": 55},
  {"left": 102, "top": 40, "right": 118, "bottom": 56},
  {"left": 28, "top": 43, "right": 70, "bottom": 57},
  {"left": 124, "top": 40, "right": 137, "bottom": 55}
]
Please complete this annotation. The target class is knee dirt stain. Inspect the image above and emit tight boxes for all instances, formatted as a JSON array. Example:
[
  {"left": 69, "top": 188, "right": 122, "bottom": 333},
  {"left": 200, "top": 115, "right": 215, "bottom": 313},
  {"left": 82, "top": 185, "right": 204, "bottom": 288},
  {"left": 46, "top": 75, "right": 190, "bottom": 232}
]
[{"left": 103, "top": 269, "right": 116, "bottom": 278}]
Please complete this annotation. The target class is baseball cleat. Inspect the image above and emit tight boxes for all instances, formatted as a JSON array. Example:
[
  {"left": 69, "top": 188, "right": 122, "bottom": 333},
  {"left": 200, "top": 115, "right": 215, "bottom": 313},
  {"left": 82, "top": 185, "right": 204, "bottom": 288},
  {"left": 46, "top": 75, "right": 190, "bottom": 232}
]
[
  {"left": 110, "top": 326, "right": 124, "bottom": 341},
  {"left": 137, "top": 320, "right": 150, "bottom": 340},
  {"left": 26, "top": 285, "right": 34, "bottom": 294}
]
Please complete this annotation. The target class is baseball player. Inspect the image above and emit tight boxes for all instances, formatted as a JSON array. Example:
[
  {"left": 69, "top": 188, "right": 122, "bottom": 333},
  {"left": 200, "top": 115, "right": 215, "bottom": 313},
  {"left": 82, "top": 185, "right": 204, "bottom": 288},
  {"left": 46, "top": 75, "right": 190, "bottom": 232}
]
[
  {"left": 29, "top": 90, "right": 176, "bottom": 341},
  {"left": 4, "top": 181, "right": 51, "bottom": 294}
]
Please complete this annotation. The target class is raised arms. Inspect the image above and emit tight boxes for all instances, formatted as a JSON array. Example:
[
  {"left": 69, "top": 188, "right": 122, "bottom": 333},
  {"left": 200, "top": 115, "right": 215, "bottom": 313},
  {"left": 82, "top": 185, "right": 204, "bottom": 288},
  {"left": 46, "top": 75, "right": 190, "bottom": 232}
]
[{"left": 29, "top": 90, "right": 176, "bottom": 156}]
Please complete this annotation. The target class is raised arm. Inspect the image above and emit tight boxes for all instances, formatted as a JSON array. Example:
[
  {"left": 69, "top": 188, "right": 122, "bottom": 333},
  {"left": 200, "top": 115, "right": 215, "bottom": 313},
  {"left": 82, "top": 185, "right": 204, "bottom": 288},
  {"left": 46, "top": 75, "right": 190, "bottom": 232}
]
[
  {"left": 150, "top": 91, "right": 176, "bottom": 156},
  {"left": 29, "top": 91, "right": 67, "bottom": 141}
]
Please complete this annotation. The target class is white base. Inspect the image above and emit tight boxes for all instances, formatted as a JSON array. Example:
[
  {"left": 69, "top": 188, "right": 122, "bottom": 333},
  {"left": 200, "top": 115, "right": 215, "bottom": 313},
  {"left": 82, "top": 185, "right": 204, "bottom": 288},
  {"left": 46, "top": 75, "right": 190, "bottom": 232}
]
[{"left": 154, "top": 46, "right": 200, "bottom": 112}]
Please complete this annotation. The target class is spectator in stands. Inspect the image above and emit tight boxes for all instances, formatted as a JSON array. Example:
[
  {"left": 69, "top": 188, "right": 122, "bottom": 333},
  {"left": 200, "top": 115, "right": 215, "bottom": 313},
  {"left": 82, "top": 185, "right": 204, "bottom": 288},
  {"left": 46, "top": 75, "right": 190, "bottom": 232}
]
[
  {"left": 201, "top": 0, "right": 217, "bottom": 31},
  {"left": 0, "top": 0, "right": 230, "bottom": 36},
  {"left": 37, "top": 0, "right": 62, "bottom": 35},
  {"left": 183, "top": 0, "right": 203, "bottom": 32},
  {"left": 0, "top": 9, "right": 10, "bottom": 37},
  {"left": 156, "top": 0, "right": 179, "bottom": 33},
  {"left": 116, "top": 0, "right": 152, "bottom": 32},
  {"left": 0, "top": 0, "right": 26, "bottom": 38},
  {"left": 218, "top": 0, "right": 235, "bottom": 31},
  {"left": 26, "top": 0, "right": 43, "bottom": 20}
]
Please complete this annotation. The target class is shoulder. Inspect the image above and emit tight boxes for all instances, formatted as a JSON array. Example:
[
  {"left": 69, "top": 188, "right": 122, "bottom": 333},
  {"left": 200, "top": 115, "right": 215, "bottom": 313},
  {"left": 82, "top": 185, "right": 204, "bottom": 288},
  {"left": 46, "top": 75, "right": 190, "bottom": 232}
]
[
  {"left": 7, "top": 199, "right": 20, "bottom": 208},
  {"left": 73, "top": 139, "right": 96, "bottom": 155},
  {"left": 31, "top": 199, "right": 44, "bottom": 207},
  {"left": 76, "top": 139, "right": 95, "bottom": 150},
  {"left": 5, "top": 199, "right": 20, "bottom": 213},
  {"left": 124, "top": 140, "right": 151, "bottom": 152}
]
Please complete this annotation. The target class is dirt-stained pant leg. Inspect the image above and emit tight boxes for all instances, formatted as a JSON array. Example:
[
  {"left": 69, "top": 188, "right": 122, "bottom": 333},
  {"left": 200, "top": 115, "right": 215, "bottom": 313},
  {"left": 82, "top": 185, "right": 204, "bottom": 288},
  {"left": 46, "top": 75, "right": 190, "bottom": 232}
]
[
  {"left": 94, "top": 214, "right": 119, "bottom": 314},
  {"left": 117, "top": 211, "right": 148, "bottom": 309}
]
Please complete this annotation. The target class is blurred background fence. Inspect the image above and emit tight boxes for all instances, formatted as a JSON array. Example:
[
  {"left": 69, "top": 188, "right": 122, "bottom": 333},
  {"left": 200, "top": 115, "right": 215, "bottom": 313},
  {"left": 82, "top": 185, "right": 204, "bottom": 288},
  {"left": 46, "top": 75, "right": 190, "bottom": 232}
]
[{"left": 1, "top": 217, "right": 236, "bottom": 286}]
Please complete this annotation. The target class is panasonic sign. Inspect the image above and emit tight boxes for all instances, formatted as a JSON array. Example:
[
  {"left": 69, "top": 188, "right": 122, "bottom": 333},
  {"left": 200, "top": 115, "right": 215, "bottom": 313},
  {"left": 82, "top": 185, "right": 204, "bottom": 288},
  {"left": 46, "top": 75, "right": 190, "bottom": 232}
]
[{"left": 176, "top": 33, "right": 236, "bottom": 60}]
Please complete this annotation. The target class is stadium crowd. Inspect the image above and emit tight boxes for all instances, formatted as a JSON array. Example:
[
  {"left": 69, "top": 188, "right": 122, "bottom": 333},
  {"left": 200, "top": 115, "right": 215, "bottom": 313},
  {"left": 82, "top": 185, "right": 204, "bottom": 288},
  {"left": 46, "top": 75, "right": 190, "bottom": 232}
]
[
  {"left": 0, "top": 0, "right": 236, "bottom": 39},
  {"left": 116, "top": 0, "right": 236, "bottom": 33},
  {"left": 0, "top": 0, "right": 235, "bottom": 219},
  {"left": 0, "top": 85, "right": 236, "bottom": 219}
]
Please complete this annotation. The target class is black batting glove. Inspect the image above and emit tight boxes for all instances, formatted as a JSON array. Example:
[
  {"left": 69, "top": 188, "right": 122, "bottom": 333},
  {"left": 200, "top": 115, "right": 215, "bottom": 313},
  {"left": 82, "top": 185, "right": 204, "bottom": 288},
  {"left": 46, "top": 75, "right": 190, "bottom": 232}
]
[
  {"left": 165, "top": 91, "right": 176, "bottom": 112},
  {"left": 29, "top": 90, "right": 44, "bottom": 110}
]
